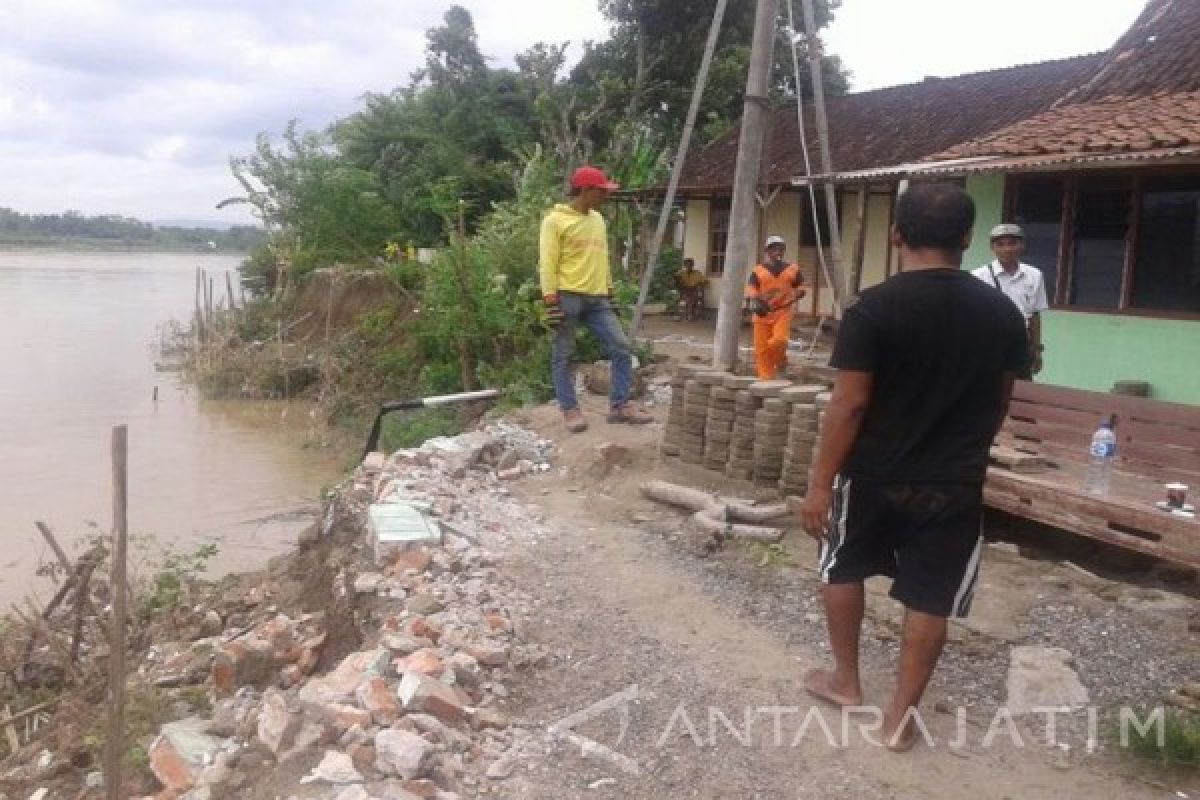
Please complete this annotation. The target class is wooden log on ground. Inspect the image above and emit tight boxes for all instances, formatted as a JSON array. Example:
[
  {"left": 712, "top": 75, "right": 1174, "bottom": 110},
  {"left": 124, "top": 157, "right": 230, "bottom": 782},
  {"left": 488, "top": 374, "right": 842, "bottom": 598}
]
[
  {"left": 694, "top": 508, "right": 785, "bottom": 543},
  {"left": 640, "top": 480, "right": 790, "bottom": 522}
]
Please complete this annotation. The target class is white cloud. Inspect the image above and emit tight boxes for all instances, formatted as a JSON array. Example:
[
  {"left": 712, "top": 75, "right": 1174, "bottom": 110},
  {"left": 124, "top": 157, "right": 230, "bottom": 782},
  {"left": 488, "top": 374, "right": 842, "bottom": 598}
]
[
  {"left": 825, "top": 0, "right": 1145, "bottom": 91},
  {"left": 0, "top": 0, "right": 608, "bottom": 223},
  {"left": 0, "top": 0, "right": 1149, "bottom": 224}
]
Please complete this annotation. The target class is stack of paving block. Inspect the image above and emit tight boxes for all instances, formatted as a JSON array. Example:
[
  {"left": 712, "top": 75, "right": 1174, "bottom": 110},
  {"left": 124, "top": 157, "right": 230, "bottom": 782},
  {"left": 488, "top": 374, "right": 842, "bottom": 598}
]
[
  {"left": 778, "top": 385, "right": 824, "bottom": 496},
  {"left": 679, "top": 371, "right": 721, "bottom": 464},
  {"left": 725, "top": 376, "right": 763, "bottom": 481},
  {"left": 703, "top": 383, "right": 737, "bottom": 470},
  {"left": 750, "top": 380, "right": 793, "bottom": 485},
  {"left": 810, "top": 390, "right": 833, "bottom": 466},
  {"left": 661, "top": 364, "right": 703, "bottom": 457}
]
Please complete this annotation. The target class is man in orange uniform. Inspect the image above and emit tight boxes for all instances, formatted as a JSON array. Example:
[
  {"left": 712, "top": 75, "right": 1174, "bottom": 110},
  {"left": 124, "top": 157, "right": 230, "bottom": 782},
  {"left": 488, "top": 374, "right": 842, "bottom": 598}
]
[{"left": 745, "top": 235, "right": 806, "bottom": 379}]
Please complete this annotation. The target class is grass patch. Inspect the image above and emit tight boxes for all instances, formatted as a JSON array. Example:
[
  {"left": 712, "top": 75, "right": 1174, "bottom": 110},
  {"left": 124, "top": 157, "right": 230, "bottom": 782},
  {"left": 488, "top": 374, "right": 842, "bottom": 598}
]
[
  {"left": 379, "top": 407, "right": 461, "bottom": 451},
  {"left": 747, "top": 542, "right": 798, "bottom": 569},
  {"left": 1118, "top": 706, "right": 1200, "bottom": 770}
]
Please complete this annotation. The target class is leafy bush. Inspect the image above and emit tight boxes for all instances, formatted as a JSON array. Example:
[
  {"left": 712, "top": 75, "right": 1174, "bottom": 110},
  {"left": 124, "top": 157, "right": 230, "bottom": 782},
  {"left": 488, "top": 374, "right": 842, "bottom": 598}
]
[{"left": 379, "top": 407, "right": 461, "bottom": 450}]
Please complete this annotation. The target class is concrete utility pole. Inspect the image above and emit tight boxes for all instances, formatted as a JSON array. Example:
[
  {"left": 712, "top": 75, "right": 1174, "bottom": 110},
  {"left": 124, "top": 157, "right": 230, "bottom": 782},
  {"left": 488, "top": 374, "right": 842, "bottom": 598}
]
[
  {"left": 713, "top": 0, "right": 780, "bottom": 371},
  {"left": 800, "top": 0, "right": 850, "bottom": 310}
]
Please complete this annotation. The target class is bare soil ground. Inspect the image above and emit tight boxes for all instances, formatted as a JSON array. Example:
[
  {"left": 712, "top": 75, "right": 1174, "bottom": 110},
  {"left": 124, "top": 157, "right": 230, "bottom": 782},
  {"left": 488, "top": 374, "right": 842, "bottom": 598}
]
[{"left": 482, "top": 396, "right": 1199, "bottom": 800}]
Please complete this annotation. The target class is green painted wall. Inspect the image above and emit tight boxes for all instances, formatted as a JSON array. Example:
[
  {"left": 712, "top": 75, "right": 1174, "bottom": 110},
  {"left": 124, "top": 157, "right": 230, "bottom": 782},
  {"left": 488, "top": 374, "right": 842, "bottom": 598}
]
[
  {"left": 1040, "top": 312, "right": 1200, "bottom": 405},
  {"left": 962, "top": 172, "right": 1199, "bottom": 406},
  {"left": 963, "top": 173, "right": 1005, "bottom": 270}
]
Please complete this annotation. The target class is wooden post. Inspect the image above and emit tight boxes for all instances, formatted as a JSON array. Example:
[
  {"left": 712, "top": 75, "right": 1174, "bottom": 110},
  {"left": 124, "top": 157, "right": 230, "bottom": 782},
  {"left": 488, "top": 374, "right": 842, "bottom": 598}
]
[
  {"left": 799, "top": 0, "right": 851, "bottom": 311},
  {"left": 34, "top": 521, "right": 72, "bottom": 574},
  {"left": 103, "top": 425, "right": 129, "bottom": 800},
  {"left": 194, "top": 268, "right": 205, "bottom": 343},
  {"left": 850, "top": 185, "right": 869, "bottom": 295},
  {"left": 630, "top": 0, "right": 729, "bottom": 337},
  {"left": 714, "top": 0, "right": 779, "bottom": 370},
  {"left": 225, "top": 271, "right": 237, "bottom": 313},
  {"left": 452, "top": 199, "right": 477, "bottom": 391}
]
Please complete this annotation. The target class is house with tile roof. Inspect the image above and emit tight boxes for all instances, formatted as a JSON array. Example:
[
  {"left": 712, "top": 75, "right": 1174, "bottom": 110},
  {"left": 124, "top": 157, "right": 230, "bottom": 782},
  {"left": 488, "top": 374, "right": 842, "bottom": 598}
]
[
  {"left": 672, "top": 52, "right": 1103, "bottom": 315},
  {"left": 673, "top": 0, "right": 1200, "bottom": 403}
]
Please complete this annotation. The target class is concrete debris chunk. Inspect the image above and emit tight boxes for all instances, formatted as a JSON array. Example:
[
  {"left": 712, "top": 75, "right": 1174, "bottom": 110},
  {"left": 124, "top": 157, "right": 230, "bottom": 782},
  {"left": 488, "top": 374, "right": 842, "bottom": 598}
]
[
  {"left": 301, "top": 750, "right": 365, "bottom": 785},
  {"left": 257, "top": 688, "right": 302, "bottom": 757},
  {"left": 399, "top": 672, "right": 467, "bottom": 724},
  {"left": 375, "top": 729, "right": 435, "bottom": 779},
  {"left": 148, "top": 717, "right": 226, "bottom": 791}
]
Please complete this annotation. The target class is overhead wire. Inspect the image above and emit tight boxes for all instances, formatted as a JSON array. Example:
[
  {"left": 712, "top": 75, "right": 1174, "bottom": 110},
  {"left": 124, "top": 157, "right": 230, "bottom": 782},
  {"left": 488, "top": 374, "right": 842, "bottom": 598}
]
[{"left": 784, "top": 0, "right": 842, "bottom": 323}]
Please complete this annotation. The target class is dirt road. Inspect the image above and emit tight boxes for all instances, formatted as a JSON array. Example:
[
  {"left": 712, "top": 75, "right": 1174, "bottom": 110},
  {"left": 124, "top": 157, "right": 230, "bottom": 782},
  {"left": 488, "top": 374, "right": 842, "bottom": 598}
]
[{"left": 485, "top": 398, "right": 1198, "bottom": 800}]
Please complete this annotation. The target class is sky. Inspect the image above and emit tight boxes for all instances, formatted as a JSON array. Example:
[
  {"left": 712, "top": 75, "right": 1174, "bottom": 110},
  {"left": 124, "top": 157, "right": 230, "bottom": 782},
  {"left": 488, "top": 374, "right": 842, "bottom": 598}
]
[{"left": 0, "top": 0, "right": 1147, "bottom": 226}]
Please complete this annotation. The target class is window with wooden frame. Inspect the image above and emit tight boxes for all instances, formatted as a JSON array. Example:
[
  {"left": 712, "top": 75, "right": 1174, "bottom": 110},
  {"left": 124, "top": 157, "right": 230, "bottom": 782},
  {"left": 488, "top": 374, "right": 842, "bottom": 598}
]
[
  {"left": 1009, "top": 177, "right": 1065, "bottom": 300},
  {"left": 708, "top": 198, "right": 730, "bottom": 275},
  {"left": 799, "top": 191, "right": 834, "bottom": 248},
  {"left": 1005, "top": 171, "right": 1200, "bottom": 317},
  {"left": 1131, "top": 177, "right": 1200, "bottom": 313}
]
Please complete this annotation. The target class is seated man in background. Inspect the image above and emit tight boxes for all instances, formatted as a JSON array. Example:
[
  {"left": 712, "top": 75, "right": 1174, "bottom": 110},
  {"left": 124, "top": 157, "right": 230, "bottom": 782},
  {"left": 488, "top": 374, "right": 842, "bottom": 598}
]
[{"left": 676, "top": 258, "right": 708, "bottom": 321}]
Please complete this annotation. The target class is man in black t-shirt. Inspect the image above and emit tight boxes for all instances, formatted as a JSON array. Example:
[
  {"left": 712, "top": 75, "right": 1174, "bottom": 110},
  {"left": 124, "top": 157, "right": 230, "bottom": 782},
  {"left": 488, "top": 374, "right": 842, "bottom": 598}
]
[{"left": 797, "top": 184, "right": 1028, "bottom": 752}]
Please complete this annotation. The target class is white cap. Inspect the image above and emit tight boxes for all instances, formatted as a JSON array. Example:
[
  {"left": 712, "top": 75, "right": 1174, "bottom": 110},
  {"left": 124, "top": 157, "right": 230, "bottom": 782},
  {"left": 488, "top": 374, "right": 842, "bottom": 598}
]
[
  {"left": 764, "top": 235, "right": 786, "bottom": 248},
  {"left": 990, "top": 223, "right": 1024, "bottom": 240}
]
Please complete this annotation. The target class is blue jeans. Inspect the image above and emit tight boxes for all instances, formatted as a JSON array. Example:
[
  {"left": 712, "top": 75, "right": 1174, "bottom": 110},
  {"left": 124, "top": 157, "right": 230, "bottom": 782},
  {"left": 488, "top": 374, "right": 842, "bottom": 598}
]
[{"left": 551, "top": 291, "right": 634, "bottom": 411}]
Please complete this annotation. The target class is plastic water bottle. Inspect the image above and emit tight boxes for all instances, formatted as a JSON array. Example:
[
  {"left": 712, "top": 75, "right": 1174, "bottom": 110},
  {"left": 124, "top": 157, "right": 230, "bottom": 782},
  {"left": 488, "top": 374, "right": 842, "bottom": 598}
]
[{"left": 1084, "top": 417, "right": 1117, "bottom": 495}]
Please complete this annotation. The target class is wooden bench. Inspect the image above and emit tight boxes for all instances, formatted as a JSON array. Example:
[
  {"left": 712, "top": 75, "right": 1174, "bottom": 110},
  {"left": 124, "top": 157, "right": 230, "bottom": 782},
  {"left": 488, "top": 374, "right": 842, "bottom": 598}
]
[{"left": 985, "top": 382, "right": 1200, "bottom": 568}]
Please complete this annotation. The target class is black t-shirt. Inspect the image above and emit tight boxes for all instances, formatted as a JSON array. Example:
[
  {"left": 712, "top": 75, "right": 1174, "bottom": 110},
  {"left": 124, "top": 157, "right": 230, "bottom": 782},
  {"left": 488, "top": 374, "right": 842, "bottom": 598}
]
[{"left": 830, "top": 268, "right": 1029, "bottom": 484}]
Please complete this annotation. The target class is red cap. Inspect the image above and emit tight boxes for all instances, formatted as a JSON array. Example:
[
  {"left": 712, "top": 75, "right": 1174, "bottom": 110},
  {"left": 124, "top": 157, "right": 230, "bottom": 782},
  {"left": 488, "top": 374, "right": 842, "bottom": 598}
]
[{"left": 570, "top": 166, "right": 619, "bottom": 191}]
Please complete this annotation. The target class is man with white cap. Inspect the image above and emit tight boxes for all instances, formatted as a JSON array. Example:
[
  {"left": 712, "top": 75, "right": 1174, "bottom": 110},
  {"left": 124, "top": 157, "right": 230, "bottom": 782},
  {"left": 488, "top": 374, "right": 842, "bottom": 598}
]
[
  {"left": 972, "top": 224, "right": 1048, "bottom": 379},
  {"left": 745, "top": 235, "right": 807, "bottom": 379}
]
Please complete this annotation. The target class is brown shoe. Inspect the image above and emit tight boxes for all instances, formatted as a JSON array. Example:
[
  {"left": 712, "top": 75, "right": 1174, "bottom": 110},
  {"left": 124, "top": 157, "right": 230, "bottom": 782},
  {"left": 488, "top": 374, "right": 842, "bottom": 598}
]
[
  {"left": 563, "top": 408, "right": 588, "bottom": 433},
  {"left": 607, "top": 404, "right": 653, "bottom": 425}
]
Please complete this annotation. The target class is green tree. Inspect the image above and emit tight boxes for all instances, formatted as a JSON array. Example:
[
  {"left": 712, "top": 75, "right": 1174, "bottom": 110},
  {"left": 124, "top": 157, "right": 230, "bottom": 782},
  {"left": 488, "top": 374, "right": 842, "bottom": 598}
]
[
  {"left": 333, "top": 6, "right": 541, "bottom": 246},
  {"left": 573, "top": 0, "right": 848, "bottom": 146},
  {"left": 223, "top": 121, "right": 401, "bottom": 279}
]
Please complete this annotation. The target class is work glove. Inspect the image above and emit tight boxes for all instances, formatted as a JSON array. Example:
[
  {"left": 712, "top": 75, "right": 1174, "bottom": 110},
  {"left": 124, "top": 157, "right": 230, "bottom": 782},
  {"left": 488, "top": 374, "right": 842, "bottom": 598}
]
[
  {"left": 543, "top": 295, "right": 565, "bottom": 329},
  {"left": 749, "top": 298, "right": 769, "bottom": 318}
]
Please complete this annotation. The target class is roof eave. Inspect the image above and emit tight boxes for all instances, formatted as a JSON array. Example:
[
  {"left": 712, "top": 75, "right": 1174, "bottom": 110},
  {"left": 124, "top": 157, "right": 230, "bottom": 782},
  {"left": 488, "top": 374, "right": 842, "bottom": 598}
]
[{"left": 790, "top": 148, "right": 1200, "bottom": 185}]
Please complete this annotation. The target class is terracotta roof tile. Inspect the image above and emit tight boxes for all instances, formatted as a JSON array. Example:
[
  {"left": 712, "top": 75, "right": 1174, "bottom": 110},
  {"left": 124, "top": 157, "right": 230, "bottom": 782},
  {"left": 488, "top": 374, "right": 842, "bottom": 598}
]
[
  {"left": 935, "top": 91, "right": 1200, "bottom": 159},
  {"left": 1065, "top": 0, "right": 1200, "bottom": 101},
  {"left": 930, "top": 0, "right": 1200, "bottom": 161}
]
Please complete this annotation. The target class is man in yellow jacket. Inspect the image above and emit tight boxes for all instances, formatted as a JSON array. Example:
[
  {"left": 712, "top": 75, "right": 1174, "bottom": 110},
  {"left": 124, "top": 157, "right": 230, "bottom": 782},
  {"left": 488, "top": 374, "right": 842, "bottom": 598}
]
[
  {"left": 540, "top": 166, "right": 652, "bottom": 433},
  {"left": 745, "top": 235, "right": 807, "bottom": 379}
]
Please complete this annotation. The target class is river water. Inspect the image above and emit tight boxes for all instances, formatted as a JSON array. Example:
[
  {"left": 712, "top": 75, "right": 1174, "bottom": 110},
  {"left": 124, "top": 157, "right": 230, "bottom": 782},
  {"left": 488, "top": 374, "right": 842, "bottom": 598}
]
[{"left": 0, "top": 251, "right": 343, "bottom": 607}]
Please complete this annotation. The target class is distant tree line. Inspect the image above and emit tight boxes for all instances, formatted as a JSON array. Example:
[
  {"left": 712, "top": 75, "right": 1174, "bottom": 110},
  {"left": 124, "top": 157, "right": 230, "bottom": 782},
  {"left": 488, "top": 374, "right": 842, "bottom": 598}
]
[{"left": 0, "top": 207, "right": 264, "bottom": 251}]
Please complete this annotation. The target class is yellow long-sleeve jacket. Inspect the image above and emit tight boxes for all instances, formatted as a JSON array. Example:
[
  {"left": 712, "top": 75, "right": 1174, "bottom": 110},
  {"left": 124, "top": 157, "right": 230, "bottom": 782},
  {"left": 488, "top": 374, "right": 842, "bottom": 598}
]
[{"left": 538, "top": 203, "right": 612, "bottom": 297}]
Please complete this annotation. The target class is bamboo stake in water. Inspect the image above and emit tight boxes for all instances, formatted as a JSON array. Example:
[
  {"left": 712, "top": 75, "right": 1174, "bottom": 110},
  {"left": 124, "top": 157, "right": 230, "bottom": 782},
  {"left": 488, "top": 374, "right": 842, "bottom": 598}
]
[{"left": 103, "top": 425, "right": 129, "bottom": 800}]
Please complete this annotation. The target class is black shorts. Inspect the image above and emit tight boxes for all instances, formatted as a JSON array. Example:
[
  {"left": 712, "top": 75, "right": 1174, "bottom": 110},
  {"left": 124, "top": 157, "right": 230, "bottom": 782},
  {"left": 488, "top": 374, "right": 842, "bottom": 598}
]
[{"left": 818, "top": 477, "right": 984, "bottom": 618}]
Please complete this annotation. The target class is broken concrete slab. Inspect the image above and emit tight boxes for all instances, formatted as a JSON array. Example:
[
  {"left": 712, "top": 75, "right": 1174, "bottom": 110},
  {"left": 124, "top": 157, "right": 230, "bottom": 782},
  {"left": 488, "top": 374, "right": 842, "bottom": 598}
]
[
  {"left": 370, "top": 502, "right": 443, "bottom": 564},
  {"left": 1005, "top": 646, "right": 1090, "bottom": 715}
]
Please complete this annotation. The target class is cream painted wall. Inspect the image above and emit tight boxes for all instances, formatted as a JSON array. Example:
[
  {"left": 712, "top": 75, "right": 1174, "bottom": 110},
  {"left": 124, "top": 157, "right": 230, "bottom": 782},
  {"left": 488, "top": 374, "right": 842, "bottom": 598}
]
[
  {"left": 684, "top": 188, "right": 896, "bottom": 314},
  {"left": 861, "top": 191, "right": 894, "bottom": 290},
  {"left": 682, "top": 198, "right": 714, "bottom": 305}
]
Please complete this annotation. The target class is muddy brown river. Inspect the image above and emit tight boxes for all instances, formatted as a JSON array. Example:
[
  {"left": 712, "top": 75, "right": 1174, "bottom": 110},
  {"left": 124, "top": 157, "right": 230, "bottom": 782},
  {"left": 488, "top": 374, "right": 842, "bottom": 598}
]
[{"left": 0, "top": 250, "right": 343, "bottom": 607}]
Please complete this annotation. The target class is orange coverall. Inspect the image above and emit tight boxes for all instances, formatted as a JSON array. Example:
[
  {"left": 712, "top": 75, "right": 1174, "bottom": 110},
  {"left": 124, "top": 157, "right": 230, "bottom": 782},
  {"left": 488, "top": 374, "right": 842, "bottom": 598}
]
[{"left": 745, "top": 262, "right": 806, "bottom": 379}]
